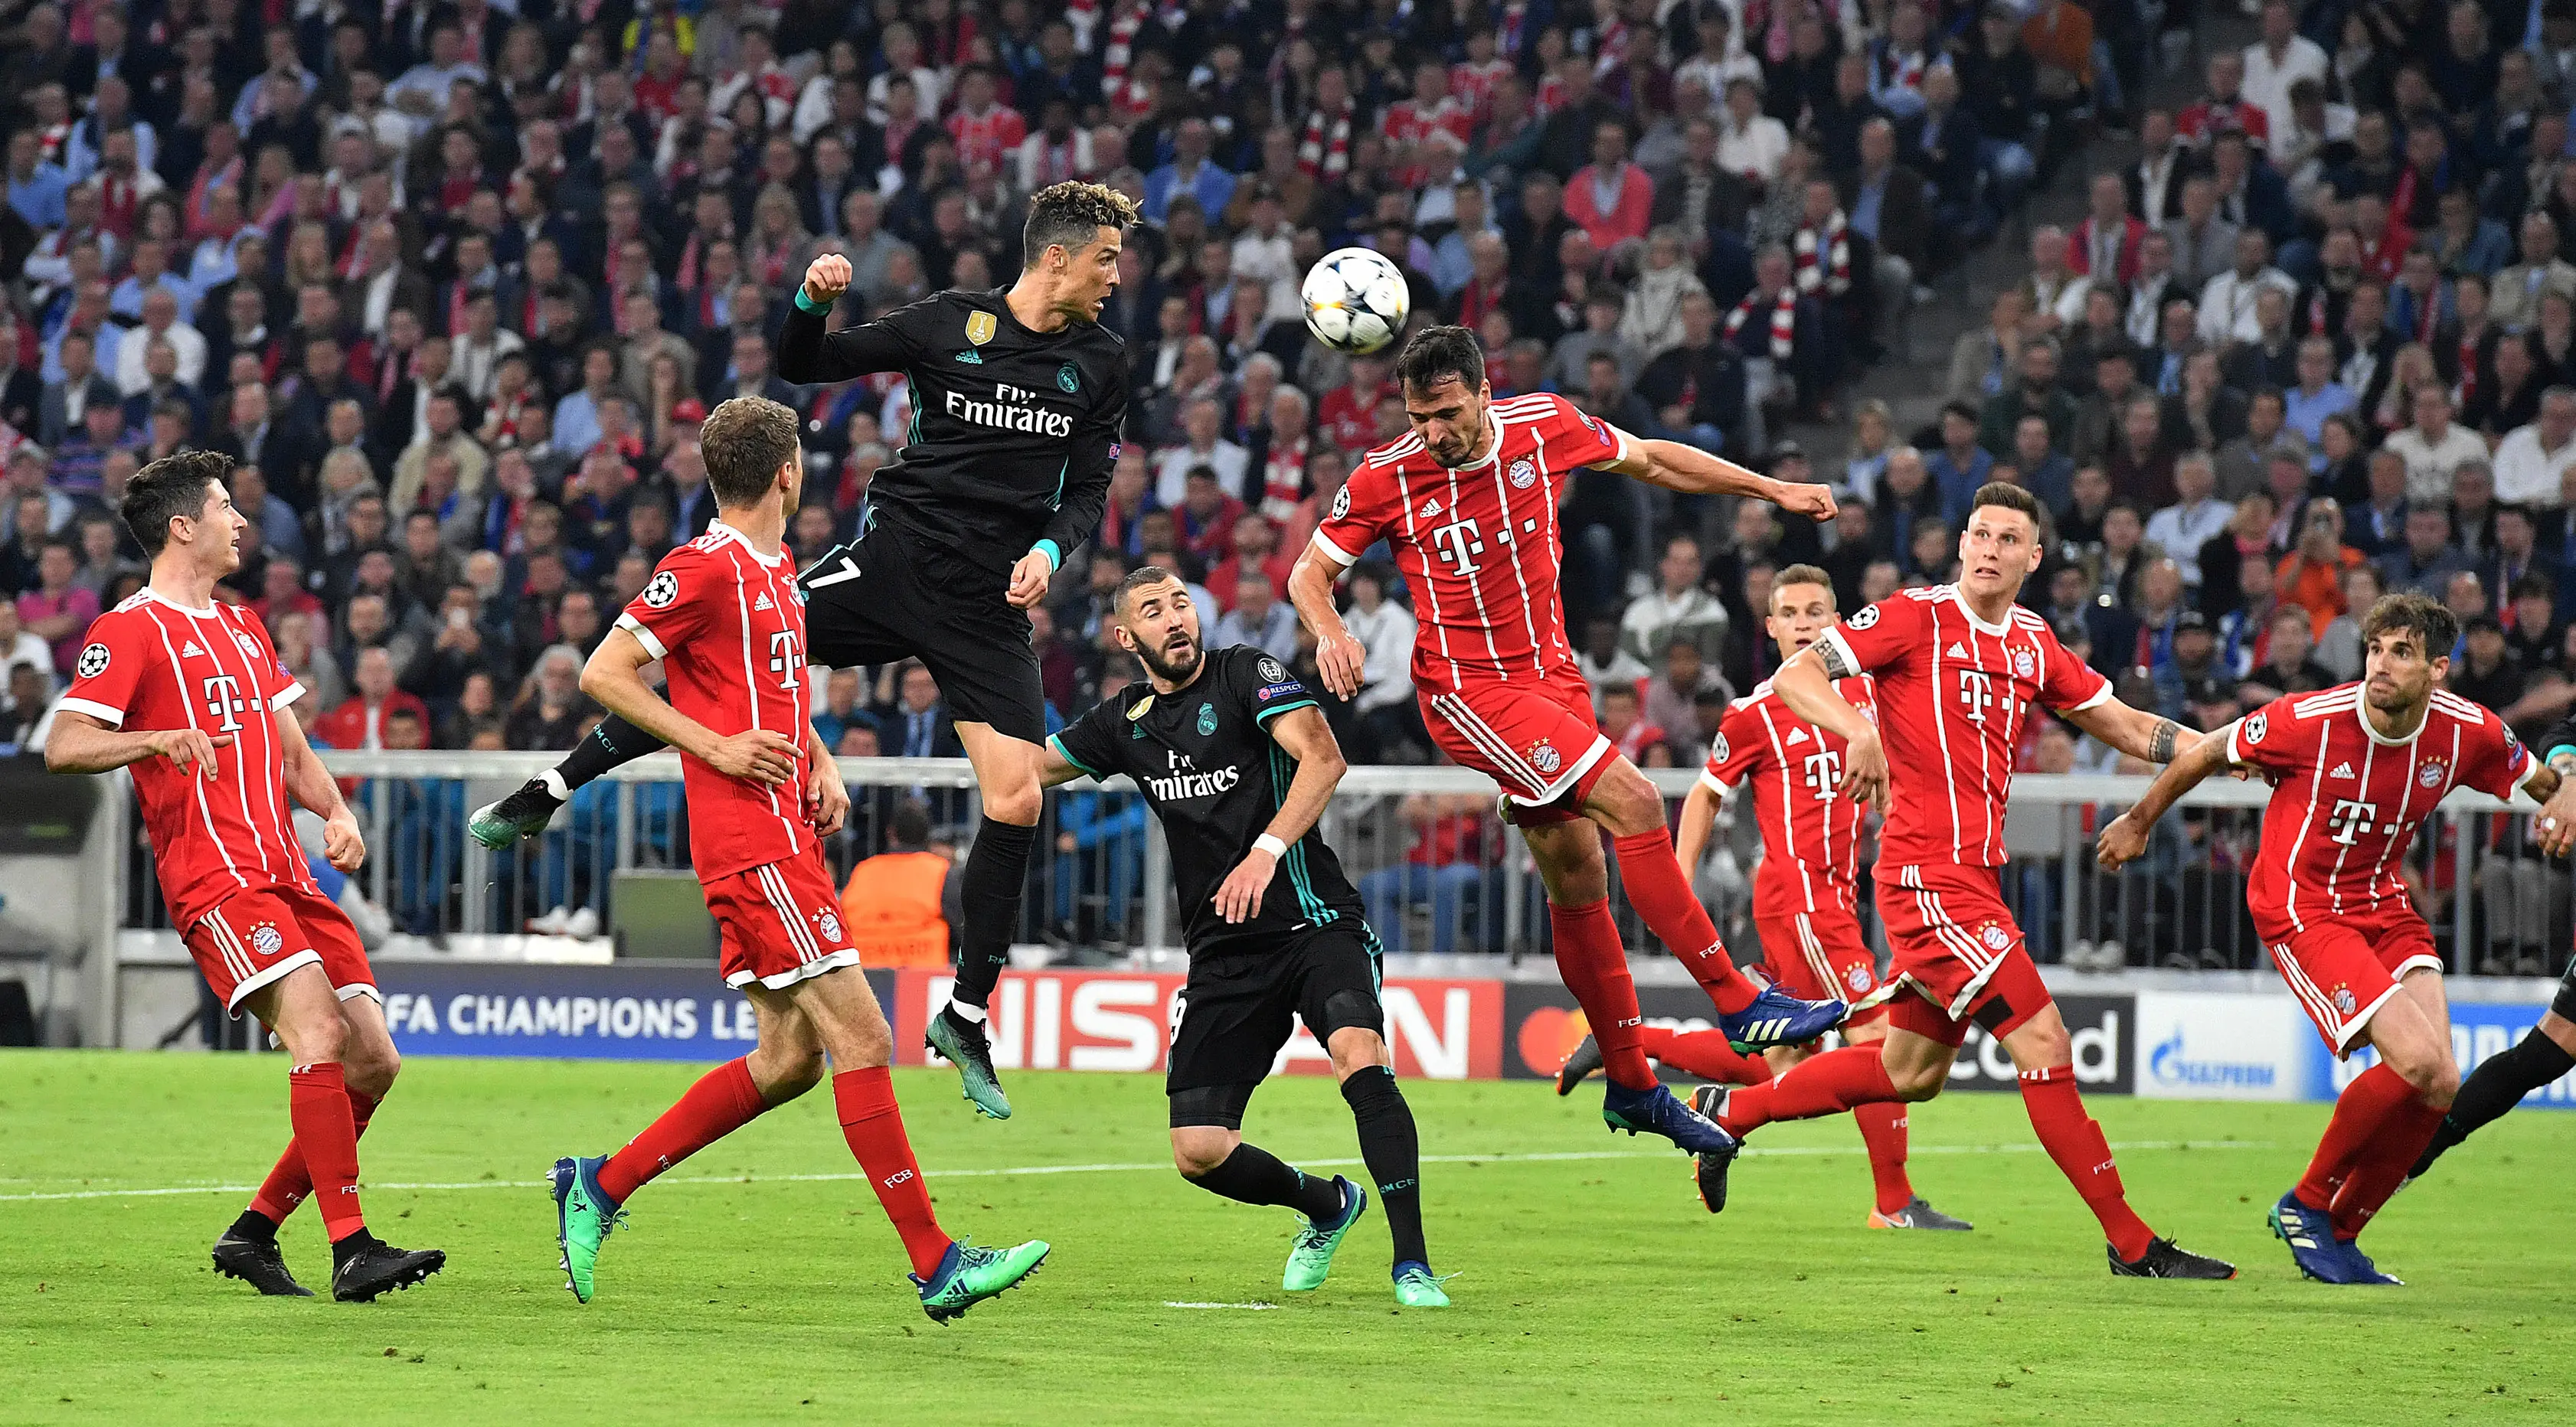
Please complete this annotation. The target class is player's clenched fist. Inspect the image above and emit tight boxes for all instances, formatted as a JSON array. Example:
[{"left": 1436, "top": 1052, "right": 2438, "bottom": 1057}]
[
  {"left": 1838, "top": 727, "right": 1891, "bottom": 812},
  {"left": 1316, "top": 632, "right": 1368, "bottom": 700},
  {"left": 806, "top": 757, "right": 851, "bottom": 837},
  {"left": 1005, "top": 548, "right": 1054, "bottom": 609},
  {"left": 706, "top": 728, "right": 800, "bottom": 785},
  {"left": 2094, "top": 812, "right": 2149, "bottom": 870},
  {"left": 802, "top": 253, "right": 852, "bottom": 306},
  {"left": 1774, "top": 482, "right": 1839, "bottom": 522},
  {"left": 143, "top": 727, "right": 233, "bottom": 778},
  {"left": 322, "top": 813, "right": 367, "bottom": 872}
]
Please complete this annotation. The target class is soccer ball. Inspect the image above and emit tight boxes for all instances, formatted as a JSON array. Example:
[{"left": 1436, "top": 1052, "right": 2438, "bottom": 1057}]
[{"left": 1301, "top": 247, "right": 1411, "bottom": 354}]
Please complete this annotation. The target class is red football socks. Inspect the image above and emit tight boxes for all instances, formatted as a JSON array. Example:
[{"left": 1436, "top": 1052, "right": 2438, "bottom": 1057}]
[
  {"left": 2293, "top": 1062, "right": 2416, "bottom": 1210},
  {"left": 2019, "top": 1065, "right": 2155, "bottom": 1261},
  {"left": 2329, "top": 1098, "right": 2446, "bottom": 1241},
  {"left": 1715, "top": 1044, "right": 1898, "bottom": 1137},
  {"left": 599, "top": 1057, "right": 769, "bottom": 1204},
  {"left": 1548, "top": 898, "right": 1655, "bottom": 1090},
  {"left": 1855, "top": 1102, "right": 1915, "bottom": 1216},
  {"left": 833, "top": 1066, "right": 950, "bottom": 1278},
  {"left": 1637, "top": 1026, "right": 1773, "bottom": 1086},
  {"left": 1609, "top": 830, "right": 1759, "bottom": 1014},
  {"left": 250, "top": 1086, "right": 381, "bottom": 1225},
  {"left": 286, "top": 1062, "right": 367, "bottom": 1242}
]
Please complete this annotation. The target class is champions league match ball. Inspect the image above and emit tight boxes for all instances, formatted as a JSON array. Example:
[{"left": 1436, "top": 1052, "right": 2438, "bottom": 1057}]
[{"left": 1300, "top": 247, "right": 1411, "bottom": 354}]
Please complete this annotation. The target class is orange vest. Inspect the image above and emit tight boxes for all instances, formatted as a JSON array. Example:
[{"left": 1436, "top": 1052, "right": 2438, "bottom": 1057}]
[{"left": 840, "top": 850, "right": 952, "bottom": 968}]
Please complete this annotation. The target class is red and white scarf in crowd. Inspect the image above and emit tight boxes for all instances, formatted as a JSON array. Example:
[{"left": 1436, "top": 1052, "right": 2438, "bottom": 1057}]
[
  {"left": 1298, "top": 97, "right": 1355, "bottom": 179},
  {"left": 1877, "top": 44, "right": 1929, "bottom": 100},
  {"left": 1260, "top": 434, "right": 1308, "bottom": 524},
  {"left": 1792, "top": 211, "right": 1852, "bottom": 297},
  {"left": 1450, "top": 57, "right": 1513, "bottom": 122},
  {"left": 1101, "top": 0, "right": 1147, "bottom": 96},
  {"left": 1726, "top": 289, "right": 1799, "bottom": 361}
]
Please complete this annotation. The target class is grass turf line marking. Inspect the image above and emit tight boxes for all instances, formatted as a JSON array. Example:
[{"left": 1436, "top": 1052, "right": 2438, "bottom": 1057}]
[
  {"left": 1162, "top": 1301, "right": 1283, "bottom": 1311},
  {"left": 0, "top": 1139, "right": 2270, "bottom": 1203}
]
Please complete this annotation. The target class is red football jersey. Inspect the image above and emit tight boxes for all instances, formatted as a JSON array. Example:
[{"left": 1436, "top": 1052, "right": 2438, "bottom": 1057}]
[
  {"left": 59, "top": 589, "right": 319, "bottom": 928},
  {"left": 614, "top": 523, "right": 817, "bottom": 881},
  {"left": 1702, "top": 674, "right": 1877, "bottom": 893},
  {"left": 2231, "top": 684, "right": 2534, "bottom": 938},
  {"left": 1821, "top": 586, "right": 2110, "bottom": 867},
  {"left": 1312, "top": 391, "right": 1626, "bottom": 694}
]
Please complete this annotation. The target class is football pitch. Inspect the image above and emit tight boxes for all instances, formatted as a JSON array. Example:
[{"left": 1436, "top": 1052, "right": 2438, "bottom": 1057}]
[{"left": 3, "top": 1053, "right": 2571, "bottom": 1425}]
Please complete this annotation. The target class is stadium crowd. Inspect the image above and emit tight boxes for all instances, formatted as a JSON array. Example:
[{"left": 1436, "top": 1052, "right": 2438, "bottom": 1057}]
[{"left": 5, "top": 0, "right": 2574, "bottom": 965}]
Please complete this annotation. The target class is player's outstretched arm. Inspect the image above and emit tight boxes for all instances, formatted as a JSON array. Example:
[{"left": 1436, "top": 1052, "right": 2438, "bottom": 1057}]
[
  {"left": 1213, "top": 706, "right": 1348, "bottom": 925},
  {"left": 579, "top": 628, "right": 799, "bottom": 786},
  {"left": 2095, "top": 730, "right": 2238, "bottom": 870},
  {"left": 1287, "top": 544, "right": 1367, "bottom": 700},
  {"left": 1590, "top": 429, "right": 1838, "bottom": 521},
  {"left": 1035, "top": 741, "right": 1093, "bottom": 789},
  {"left": 2061, "top": 698, "right": 2195, "bottom": 767},
  {"left": 1771, "top": 645, "right": 1886, "bottom": 809},
  {"left": 275, "top": 699, "right": 365, "bottom": 871},
  {"left": 774, "top": 253, "right": 914, "bottom": 384},
  {"left": 43, "top": 711, "right": 232, "bottom": 779},
  {"left": 1672, "top": 779, "right": 1727, "bottom": 875}
]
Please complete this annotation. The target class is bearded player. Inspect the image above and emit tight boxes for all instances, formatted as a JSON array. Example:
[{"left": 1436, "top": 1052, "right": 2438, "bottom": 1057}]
[
  {"left": 1561, "top": 564, "right": 1971, "bottom": 1229},
  {"left": 1698, "top": 482, "right": 2234, "bottom": 1278},
  {"left": 46, "top": 450, "right": 443, "bottom": 1301},
  {"left": 544, "top": 397, "right": 1048, "bottom": 1321},
  {"left": 1286, "top": 325, "right": 1849, "bottom": 1159},
  {"left": 2099, "top": 593, "right": 2556, "bottom": 1284},
  {"left": 473, "top": 181, "right": 1139, "bottom": 1123}
]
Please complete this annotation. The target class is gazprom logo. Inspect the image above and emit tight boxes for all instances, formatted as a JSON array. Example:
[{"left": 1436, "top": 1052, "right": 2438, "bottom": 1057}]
[{"left": 2146, "top": 1029, "right": 2276, "bottom": 1090}]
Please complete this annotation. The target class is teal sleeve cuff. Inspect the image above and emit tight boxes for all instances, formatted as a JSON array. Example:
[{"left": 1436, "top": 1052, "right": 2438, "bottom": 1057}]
[
  {"left": 1048, "top": 733, "right": 1102, "bottom": 781},
  {"left": 1254, "top": 698, "right": 1318, "bottom": 725},
  {"left": 1031, "top": 540, "right": 1063, "bottom": 571},
  {"left": 793, "top": 286, "right": 829, "bottom": 314}
]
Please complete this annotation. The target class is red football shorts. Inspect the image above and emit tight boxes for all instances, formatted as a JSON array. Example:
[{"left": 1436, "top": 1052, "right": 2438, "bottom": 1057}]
[
  {"left": 186, "top": 881, "right": 377, "bottom": 1016},
  {"left": 2266, "top": 906, "right": 2442, "bottom": 1055},
  {"left": 1872, "top": 862, "right": 2051, "bottom": 1046},
  {"left": 1419, "top": 667, "right": 1616, "bottom": 825},
  {"left": 704, "top": 851, "right": 864, "bottom": 991},
  {"left": 1752, "top": 865, "right": 1884, "bottom": 1024}
]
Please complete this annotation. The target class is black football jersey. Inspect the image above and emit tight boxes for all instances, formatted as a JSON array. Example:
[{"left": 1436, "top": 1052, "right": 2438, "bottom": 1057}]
[
  {"left": 1050, "top": 646, "right": 1363, "bottom": 955},
  {"left": 777, "top": 287, "right": 1128, "bottom": 576}
]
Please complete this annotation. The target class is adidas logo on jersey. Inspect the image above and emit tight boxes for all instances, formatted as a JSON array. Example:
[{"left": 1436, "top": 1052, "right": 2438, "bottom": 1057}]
[
  {"left": 1417, "top": 497, "right": 1443, "bottom": 518},
  {"left": 181, "top": 641, "right": 205, "bottom": 658},
  {"left": 754, "top": 593, "right": 775, "bottom": 612},
  {"left": 1947, "top": 642, "right": 1969, "bottom": 659},
  {"left": 2329, "top": 761, "right": 2355, "bottom": 779},
  {"left": 1785, "top": 729, "right": 1809, "bottom": 746}
]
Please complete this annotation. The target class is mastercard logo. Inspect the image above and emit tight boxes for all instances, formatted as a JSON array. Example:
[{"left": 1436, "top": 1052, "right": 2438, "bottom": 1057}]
[{"left": 1515, "top": 1004, "right": 1593, "bottom": 1077}]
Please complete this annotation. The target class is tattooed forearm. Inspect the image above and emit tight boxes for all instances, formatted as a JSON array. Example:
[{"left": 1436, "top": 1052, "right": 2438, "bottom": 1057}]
[
  {"left": 2149, "top": 718, "right": 2180, "bottom": 764},
  {"left": 1817, "top": 639, "right": 1854, "bottom": 680}
]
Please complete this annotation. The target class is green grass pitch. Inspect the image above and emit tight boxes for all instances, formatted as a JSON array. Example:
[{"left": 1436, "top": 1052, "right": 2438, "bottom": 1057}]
[{"left": 2, "top": 1051, "right": 2571, "bottom": 1425}]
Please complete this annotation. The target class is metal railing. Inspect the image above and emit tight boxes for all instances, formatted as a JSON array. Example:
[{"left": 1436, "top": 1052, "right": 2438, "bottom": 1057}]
[{"left": 104, "top": 756, "right": 2560, "bottom": 977}]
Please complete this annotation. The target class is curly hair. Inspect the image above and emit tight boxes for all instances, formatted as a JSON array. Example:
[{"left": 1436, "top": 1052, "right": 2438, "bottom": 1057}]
[
  {"left": 1022, "top": 180, "right": 1139, "bottom": 267},
  {"left": 122, "top": 449, "right": 235, "bottom": 558}
]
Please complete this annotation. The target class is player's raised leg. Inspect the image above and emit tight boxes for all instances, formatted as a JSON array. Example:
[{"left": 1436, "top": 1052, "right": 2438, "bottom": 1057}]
[
  {"left": 1577, "top": 759, "right": 1849, "bottom": 1049},
  {"left": 468, "top": 712, "right": 659, "bottom": 847},
  {"left": 1555, "top": 1027, "right": 1773, "bottom": 1095},
  {"left": 920, "top": 719, "right": 1045, "bottom": 1121},
  {"left": 239, "top": 963, "right": 445, "bottom": 1301},
  {"left": 217, "top": 987, "right": 404, "bottom": 1295},
  {"left": 2410, "top": 992, "right": 2576, "bottom": 1184}
]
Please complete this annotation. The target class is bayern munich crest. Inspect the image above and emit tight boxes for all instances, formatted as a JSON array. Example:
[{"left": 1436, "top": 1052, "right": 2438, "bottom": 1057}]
[
  {"left": 77, "top": 642, "right": 111, "bottom": 678},
  {"left": 2012, "top": 646, "right": 2035, "bottom": 678},
  {"left": 251, "top": 923, "right": 283, "bottom": 956},
  {"left": 2418, "top": 759, "right": 2449, "bottom": 789},
  {"left": 1845, "top": 965, "right": 1872, "bottom": 994},
  {"left": 1508, "top": 457, "right": 1537, "bottom": 489},
  {"left": 1979, "top": 924, "right": 2011, "bottom": 952},
  {"left": 1529, "top": 740, "right": 1562, "bottom": 775},
  {"left": 2332, "top": 986, "right": 2358, "bottom": 1014},
  {"left": 819, "top": 909, "right": 844, "bottom": 942},
  {"left": 233, "top": 630, "right": 263, "bottom": 658}
]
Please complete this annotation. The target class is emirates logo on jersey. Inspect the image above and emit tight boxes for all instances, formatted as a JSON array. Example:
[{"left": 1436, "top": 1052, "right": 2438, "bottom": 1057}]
[
  {"left": 1508, "top": 457, "right": 1538, "bottom": 489},
  {"left": 2417, "top": 759, "right": 2450, "bottom": 789},
  {"left": 2012, "top": 646, "right": 2035, "bottom": 678}
]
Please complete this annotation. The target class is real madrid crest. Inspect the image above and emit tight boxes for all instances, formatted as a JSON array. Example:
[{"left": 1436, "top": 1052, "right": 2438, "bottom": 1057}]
[{"left": 966, "top": 310, "right": 998, "bottom": 345}]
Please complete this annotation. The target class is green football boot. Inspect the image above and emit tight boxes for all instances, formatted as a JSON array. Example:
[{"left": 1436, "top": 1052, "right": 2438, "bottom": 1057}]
[
  {"left": 548, "top": 1154, "right": 625, "bottom": 1304},
  {"left": 1392, "top": 1261, "right": 1453, "bottom": 1308},
  {"left": 924, "top": 1007, "right": 1014, "bottom": 1120},
  {"left": 914, "top": 1238, "right": 1051, "bottom": 1323},
  {"left": 1283, "top": 1176, "right": 1366, "bottom": 1292}
]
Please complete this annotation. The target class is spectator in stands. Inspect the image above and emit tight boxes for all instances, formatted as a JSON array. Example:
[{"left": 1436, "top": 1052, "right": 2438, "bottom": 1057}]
[
  {"left": 1622, "top": 534, "right": 1730, "bottom": 668},
  {"left": 2378, "top": 505, "right": 2472, "bottom": 599},
  {"left": 2494, "top": 387, "right": 2576, "bottom": 508},
  {"left": 1362, "top": 792, "right": 1495, "bottom": 958},
  {"left": 1212, "top": 570, "right": 1297, "bottom": 665}
]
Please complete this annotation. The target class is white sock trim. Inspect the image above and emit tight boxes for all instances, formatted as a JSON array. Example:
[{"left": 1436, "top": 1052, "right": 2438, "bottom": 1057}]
[
  {"left": 538, "top": 768, "right": 570, "bottom": 800},
  {"left": 948, "top": 1001, "right": 987, "bottom": 1024}
]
